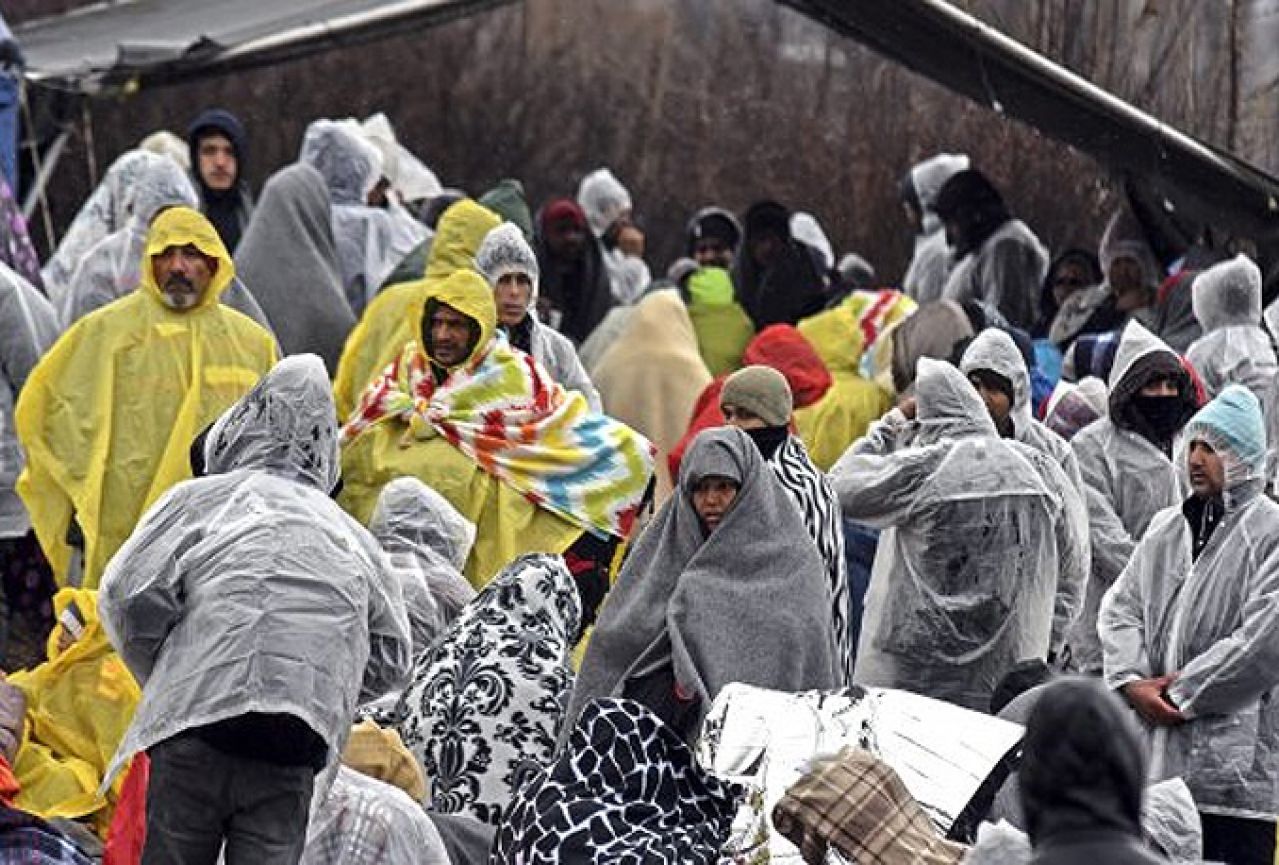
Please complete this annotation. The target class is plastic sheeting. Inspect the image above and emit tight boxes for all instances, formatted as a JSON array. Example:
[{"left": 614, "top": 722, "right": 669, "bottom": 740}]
[
  {"left": 368, "top": 477, "right": 477, "bottom": 655},
  {"left": 300, "top": 119, "right": 427, "bottom": 316},
  {"left": 696, "top": 683, "right": 1024, "bottom": 863},
  {"left": 0, "top": 262, "right": 59, "bottom": 539},
  {"left": 1186, "top": 254, "right": 1277, "bottom": 404},
  {"left": 831, "top": 358, "right": 1088, "bottom": 708},
  {"left": 98, "top": 354, "right": 412, "bottom": 782},
  {"left": 942, "top": 219, "right": 1048, "bottom": 332}
]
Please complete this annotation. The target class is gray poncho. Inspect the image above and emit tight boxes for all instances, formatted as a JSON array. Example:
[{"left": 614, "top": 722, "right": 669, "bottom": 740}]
[{"left": 566, "top": 426, "right": 840, "bottom": 742}]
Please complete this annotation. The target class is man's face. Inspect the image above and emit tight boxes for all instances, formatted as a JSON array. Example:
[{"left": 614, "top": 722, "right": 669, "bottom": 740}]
[
  {"left": 721, "top": 403, "right": 768, "bottom": 431},
  {"left": 367, "top": 177, "right": 391, "bottom": 208},
  {"left": 694, "top": 237, "right": 734, "bottom": 269},
  {"left": 427, "top": 302, "right": 476, "bottom": 368},
  {"left": 968, "top": 373, "right": 1013, "bottom": 429},
  {"left": 196, "top": 133, "right": 237, "bottom": 192},
  {"left": 691, "top": 475, "right": 739, "bottom": 532},
  {"left": 545, "top": 217, "right": 586, "bottom": 260},
  {"left": 942, "top": 218, "right": 962, "bottom": 250},
  {"left": 152, "top": 244, "right": 215, "bottom": 311},
  {"left": 1187, "top": 440, "right": 1226, "bottom": 499},
  {"left": 495, "top": 272, "right": 534, "bottom": 327}
]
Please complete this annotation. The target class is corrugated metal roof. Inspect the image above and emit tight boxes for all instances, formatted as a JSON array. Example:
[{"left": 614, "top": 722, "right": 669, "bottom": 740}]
[{"left": 17, "top": 0, "right": 512, "bottom": 90}]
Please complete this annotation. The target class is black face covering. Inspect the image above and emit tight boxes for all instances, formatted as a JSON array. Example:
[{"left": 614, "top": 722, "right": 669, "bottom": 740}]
[
  {"left": 743, "top": 425, "right": 789, "bottom": 460},
  {"left": 1130, "top": 393, "right": 1187, "bottom": 443}
]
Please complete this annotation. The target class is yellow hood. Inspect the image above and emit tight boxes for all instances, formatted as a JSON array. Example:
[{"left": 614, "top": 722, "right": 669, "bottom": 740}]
[
  {"left": 424, "top": 199, "right": 502, "bottom": 282},
  {"left": 416, "top": 269, "right": 498, "bottom": 370},
  {"left": 138, "top": 206, "right": 235, "bottom": 310}
]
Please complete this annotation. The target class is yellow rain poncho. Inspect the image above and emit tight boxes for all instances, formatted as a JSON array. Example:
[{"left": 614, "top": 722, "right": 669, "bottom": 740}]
[
  {"left": 9, "top": 587, "right": 140, "bottom": 835},
  {"left": 341, "top": 271, "right": 654, "bottom": 586},
  {"left": 15, "top": 207, "right": 277, "bottom": 588},
  {"left": 795, "top": 291, "right": 910, "bottom": 469},
  {"left": 333, "top": 199, "right": 500, "bottom": 419}
]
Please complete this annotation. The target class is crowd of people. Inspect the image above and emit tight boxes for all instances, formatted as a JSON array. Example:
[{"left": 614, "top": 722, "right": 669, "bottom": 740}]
[{"left": 0, "top": 107, "right": 1274, "bottom": 865}]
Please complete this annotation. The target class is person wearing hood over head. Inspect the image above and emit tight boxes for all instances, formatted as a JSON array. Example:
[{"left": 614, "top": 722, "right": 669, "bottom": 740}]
[
  {"left": 935, "top": 169, "right": 1048, "bottom": 332},
  {"left": 1043, "top": 377, "right": 1109, "bottom": 442},
  {"left": 369, "top": 478, "right": 476, "bottom": 645},
  {"left": 1101, "top": 385, "right": 1279, "bottom": 865},
  {"left": 687, "top": 206, "right": 741, "bottom": 271},
  {"left": 591, "top": 288, "right": 712, "bottom": 505},
  {"left": 59, "top": 152, "right": 271, "bottom": 331},
  {"left": 187, "top": 108, "right": 255, "bottom": 253},
  {"left": 734, "top": 200, "right": 828, "bottom": 330},
  {"left": 300, "top": 119, "right": 428, "bottom": 317},
  {"left": 567, "top": 427, "right": 840, "bottom": 743},
  {"left": 900, "top": 153, "right": 970, "bottom": 304},
  {"left": 235, "top": 162, "right": 354, "bottom": 376},
  {"left": 718, "top": 366, "right": 852, "bottom": 683},
  {"left": 478, "top": 179, "right": 534, "bottom": 242},
  {"left": 1039, "top": 248, "right": 1104, "bottom": 343},
  {"left": 1067, "top": 320, "right": 1198, "bottom": 673},
  {"left": 17, "top": 207, "right": 277, "bottom": 589},
  {"left": 99, "top": 355, "right": 412, "bottom": 865},
  {"left": 960, "top": 328, "right": 1087, "bottom": 496},
  {"left": 888, "top": 298, "right": 974, "bottom": 396},
  {"left": 577, "top": 168, "right": 651, "bottom": 306},
  {"left": 333, "top": 197, "right": 500, "bottom": 420},
  {"left": 339, "top": 268, "right": 654, "bottom": 587},
  {"left": 0, "top": 262, "right": 59, "bottom": 667},
  {"left": 474, "top": 222, "right": 600, "bottom": 410},
  {"left": 1185, "top": 253, "right": 1277, "bottom": 403},
  {"left": 829, "top": 358, "right": 1088, "bottom": 710},
  {"left": 789, "top": 211, "right": 835, "bottom": 276},
  {"left": 682, "top": 265, "right": 755, "bottom": 377},
  {"left": 1018, "top": 678, "right": 1166, "bottom": 865},
  {"left": 533, "top": 197, "right": 616, "bottom": 344},
  {"left": 360, "top": 112, "right": 443, "bottom": 214}
]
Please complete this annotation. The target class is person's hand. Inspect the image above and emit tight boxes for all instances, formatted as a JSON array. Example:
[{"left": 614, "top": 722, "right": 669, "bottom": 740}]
[
  {"left": 897, "top": 397, "right": 917, "bottom": 420},
  {"left": 1122, "top": 674, "right": 1185, "bottom": 726}
]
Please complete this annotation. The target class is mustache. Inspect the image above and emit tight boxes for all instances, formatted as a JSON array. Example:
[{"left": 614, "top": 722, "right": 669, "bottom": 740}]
[{"left": 163, "top": 274, "right": 195, "bottom": 291}]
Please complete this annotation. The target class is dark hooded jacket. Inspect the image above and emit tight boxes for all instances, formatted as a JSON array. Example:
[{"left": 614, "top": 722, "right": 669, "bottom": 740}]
[
  {"left": 533, "top": 200, "right": 615, "bottom": 344},
  {"left": 187, "top": 108, "right": 255, "bottom": 252},
  {"left": 1020, "top": 678, "right": 1165, "bottom": 865},
  {"left": 733, "top": 201, "right": 828, "bottom": 330}
]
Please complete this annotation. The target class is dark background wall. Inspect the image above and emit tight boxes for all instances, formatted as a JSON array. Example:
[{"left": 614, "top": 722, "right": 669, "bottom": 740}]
[{"left": 23, "top": 0, "right": 1279, "bottom": 283}]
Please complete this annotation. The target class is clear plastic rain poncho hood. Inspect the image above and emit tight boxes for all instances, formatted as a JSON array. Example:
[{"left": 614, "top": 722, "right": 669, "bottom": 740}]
[
  {"left": 576, "top": 168, "right": 632, "bottom": 237},
  {"left": 58, "top": 152, "right": 199, "bottom": 327},
  {"left": 0, "top": 262, "right": 59, "bottom": 539},
  {"left": 960, "top": 327, "right": 1085, "bottom": 496},
  {"left": 789, "top": 211, "right": 834, "bottom": 271},
  {"left": 1100, "top": 387, "right": 1279, "bottom": 818},
  {"left": 1066, "top": 321, "right": 1190, "bottom": 673},
  {"left": 902, "top": 153, "right": 970, "bottom": 303},
  {"left": 1185, "top": 253, "right": 1277, "bottom": 402},
  {"left": 99, "top": 353, "right": 412, "bottom": 781},
  {"left": 368, "top": 477, "right": 477, "bottom": 650},
  {"left": 41, "top": 149, "right": 181, "bottom": 306},
  {"left": 831, "top": 357, "right": 1087, "bottom": 710},
  {"left": 360, "top": 112, "right": 443, "bottom": 203},
  {"left": 301, "top": 118, "right": 427, "bottom": 313},
  {"left": 1180, "top": 384, "right": 1267, "bottom": 491},
  {"left": 16, "top": 207, "right": 278, "bottom": 588}
]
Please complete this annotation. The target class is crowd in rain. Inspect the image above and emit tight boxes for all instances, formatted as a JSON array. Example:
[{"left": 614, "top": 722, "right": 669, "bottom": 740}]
[{"left": 0, "top": 106, "right": 1275, "bottom": 865}]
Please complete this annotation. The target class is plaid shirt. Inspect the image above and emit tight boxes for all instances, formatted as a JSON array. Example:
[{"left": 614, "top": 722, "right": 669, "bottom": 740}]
[{"left": 772, "top": 747, "right": 969, "bottom": 865}]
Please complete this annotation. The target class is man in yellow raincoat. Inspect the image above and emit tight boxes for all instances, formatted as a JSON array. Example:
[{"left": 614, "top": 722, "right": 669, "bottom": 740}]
[
  {"left": 16, "top": 206, "right": 276, "bottom": 588},
  {"left": 340, "top": 268, "right": 653, "bottom": 588},
  {"left": 333, "top": 198, "right": 500, "bottom": 420}
]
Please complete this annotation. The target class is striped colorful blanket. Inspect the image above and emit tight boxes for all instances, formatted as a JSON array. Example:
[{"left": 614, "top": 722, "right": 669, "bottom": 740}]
[{"left": 342, "top": 338, "right": 655, "bottom": 541}]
